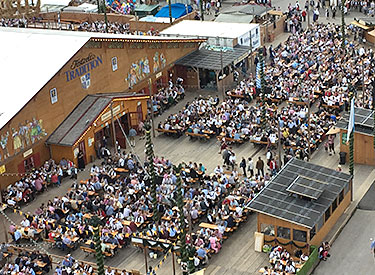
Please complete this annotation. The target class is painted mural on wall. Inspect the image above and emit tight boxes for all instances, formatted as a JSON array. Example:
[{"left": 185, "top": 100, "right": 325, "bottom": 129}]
[
  {"left": 125, "top": 52, "right": 166, "bottom": 88},
  {"left": 0, "top": 118, "right": 47, "bottom": 161}
]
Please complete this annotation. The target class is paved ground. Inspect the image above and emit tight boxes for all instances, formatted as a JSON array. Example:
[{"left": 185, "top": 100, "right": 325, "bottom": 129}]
[{"left": 313, "top": 208, "right": 375, "bottom": 275}]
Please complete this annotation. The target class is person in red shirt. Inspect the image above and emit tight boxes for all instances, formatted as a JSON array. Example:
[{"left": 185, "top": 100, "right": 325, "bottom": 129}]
[{"left": 51, "top": 173, "right": 59, "bottom": 186}]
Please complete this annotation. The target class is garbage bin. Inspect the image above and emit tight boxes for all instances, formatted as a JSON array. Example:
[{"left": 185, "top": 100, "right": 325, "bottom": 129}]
[{"left": 339, "top": 152, "right": 347, "bottom": 165}]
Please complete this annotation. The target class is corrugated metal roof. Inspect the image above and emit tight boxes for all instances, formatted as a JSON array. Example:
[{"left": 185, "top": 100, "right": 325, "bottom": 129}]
[
  {"left": 46, "top": 95, "right": 111, "bottom": 146},
  {"left": 176, "top": 45, "right": 250, "bottom": 70}
]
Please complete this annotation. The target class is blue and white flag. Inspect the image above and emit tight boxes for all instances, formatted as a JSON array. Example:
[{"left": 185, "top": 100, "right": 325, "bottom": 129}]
[
  {"left": 256, "top": 62, "right": 261, "bottom": 89},
  {"left": 346, "top": 97, "right": 355, "bottom": 143}
]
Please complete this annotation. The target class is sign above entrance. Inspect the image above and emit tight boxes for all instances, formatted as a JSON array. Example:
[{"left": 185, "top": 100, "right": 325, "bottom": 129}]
[
  {"left": 101, "top": 105, "right": 121, "bottom": 122},
  {"left": 65, "top": 53, "right": 103, "bottom": 83}
]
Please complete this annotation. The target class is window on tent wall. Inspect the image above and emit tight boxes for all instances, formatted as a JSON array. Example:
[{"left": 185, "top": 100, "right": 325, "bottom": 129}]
[{"left": 18, "top": 153, "right": 41, "bottom": 173}]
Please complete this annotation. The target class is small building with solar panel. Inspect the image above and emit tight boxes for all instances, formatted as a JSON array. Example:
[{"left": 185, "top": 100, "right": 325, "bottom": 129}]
[
  {"left": 247, "top": 158, "right": 353, "bottom": 253},
  {"left": 336, "top": 107, "right": 375, "bottom": 166}
]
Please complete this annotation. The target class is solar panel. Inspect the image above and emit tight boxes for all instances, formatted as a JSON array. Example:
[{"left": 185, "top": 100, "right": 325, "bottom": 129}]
[{"left": 286, "top": 176, "right": 327, "bottom": 200}]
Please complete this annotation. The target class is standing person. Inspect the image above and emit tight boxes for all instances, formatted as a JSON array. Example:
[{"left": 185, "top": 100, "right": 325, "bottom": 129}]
[
  {"left": 147, "top": 266, "right": 156, "bottom": 275},
  {"left": 77, "top": 150, "right": 85, "bottom": 171},
  {"left": 222, "top": 147, "right": 230, "bottom": 167},
  {"left": 240, "top": 157, "right": 247, "bottom": 177},
  {"left": 138, "top": 121, "right": 144, "bottom": 140},
  {"left": 332, "top": 6, "right": 336, "bottom": 18},
  {"left": 229, "top": 152, "right": 236, "bottom": 170},
  {"left": 302, "top": 9, "right": 307, "bottom": 21},
  {"left": 256, "top": 156, "right": 264, "bottom": 177},
  {"left": 328, "top": 134, "right": 335, "bottom": 155},
  {"left": 325, "top": 7, "right": 329, "bottom": 18},
  {"left": 128, "top": 127, "right": 137, "bottom": 147},
  {"left": 206, "top": 1, "right": 211, "bottom": 15},
  {"left": 370, "top": 238, "right": 375, "bottom": 258},
  {"left": 248, "top": 157, "right": 254, "bottom": 178}
]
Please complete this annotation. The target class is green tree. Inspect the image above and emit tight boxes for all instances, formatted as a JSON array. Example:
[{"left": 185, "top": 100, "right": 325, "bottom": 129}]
[{"left": 144, "top": 122, "right": 159, "bottom": 224}]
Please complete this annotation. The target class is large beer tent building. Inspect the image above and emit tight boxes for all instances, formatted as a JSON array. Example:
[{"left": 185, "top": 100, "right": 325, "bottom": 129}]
[{"left": 0, "top": 27, "right": 204, "bottom": 189}]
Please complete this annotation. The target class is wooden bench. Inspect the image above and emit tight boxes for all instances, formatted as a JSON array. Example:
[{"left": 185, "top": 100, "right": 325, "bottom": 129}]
[
  {"left": 80, "top": 246, "right": 96, "bottom": 257},
  {"left": 228, "top": 93, "right": 245, "bottom": 99},
  {"left": 185, "top": 132, "right": 210, "bottom": 140},
  {"left": 156, "top": 128, "right": 180, "bottom": 137},
  {"left": 322, "top": 104, "right": 340, "bottom": 109},
  {"left": 43, "top": 238, "right": 56, "bottom": 249},
  {"left": 217, "top": 136, "right": 244, "bottom": 145},
  {"left": 250, "top": 139, "right": 277, "bottom": 148}
]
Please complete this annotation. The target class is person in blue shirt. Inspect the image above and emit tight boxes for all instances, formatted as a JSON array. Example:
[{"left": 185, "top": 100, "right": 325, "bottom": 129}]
[
  {"left": 66, "top": 214, "right": 76, "bottom": 223},
  {"left": 105, "top": 205, "right": 114, "bottom": 216},
  {"left": 93, "top": 181, "right": 102, "bottom": 191},
  {"left": 371, "top": 238, "right": 375, "bottom": 257},
  {"left": 197, "top": 246, "right": 207, "bottom": 258}
]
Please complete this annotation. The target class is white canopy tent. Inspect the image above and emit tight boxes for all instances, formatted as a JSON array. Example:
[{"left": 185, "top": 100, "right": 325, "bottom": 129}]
[{"left": 160, "top": 20, "right": 260, "bottom": 49}]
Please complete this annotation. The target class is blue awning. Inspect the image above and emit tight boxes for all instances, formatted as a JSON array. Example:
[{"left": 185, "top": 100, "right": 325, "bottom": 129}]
[{"left": 155, "top": 3, "right": 192, "bottom": 19}]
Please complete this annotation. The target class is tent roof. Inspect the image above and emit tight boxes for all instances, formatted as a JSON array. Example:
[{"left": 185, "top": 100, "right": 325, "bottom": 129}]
[
  {"left": 0, "top": 27, "right": 89, "bottom": 130},
  {"left": 247, "top": 158, "right": 352, "bottom": 229},
  {"left": 46, "top": 95, "right": 112, "bottom": 146},
  {"left": 155, "top": 3, "right": 192, "bottom": 19},
  {"left": 214, "top": 13, "right": 254, "bottom": 23},
  {"left": 0, "top": 27, "right": 202, "bottom": 130},
  {"left": 161, "top": 20, "right": 258, "bottom": 39},
  {"left": 134, "top": 4, "right": 160, "bottom": 12},
  {"left": 46, "top": 93, "right": 149, "bottom": 146},
  {"left": 223, "top": 4, "right": 272, "bottom": 17},
  {"left": 176, "top": 45, "right": 250, "bottom": 70}
]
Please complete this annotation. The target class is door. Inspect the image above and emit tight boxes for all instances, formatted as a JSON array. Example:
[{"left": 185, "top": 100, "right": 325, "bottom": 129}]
[
  {"left": 120, "top": 114, "right": 130, "bottom": 134},
  {"left": 129, "top": 112, "right": 139, "bottom": 129},
  {"left": 78, "top": 141, "right": 86, "bottom": 165},
  {"left": 115, "top": 119, "right": 126, "bottom": 149},
  {"left": 137, "top": 103, "right": 143, "bottom": 124}
]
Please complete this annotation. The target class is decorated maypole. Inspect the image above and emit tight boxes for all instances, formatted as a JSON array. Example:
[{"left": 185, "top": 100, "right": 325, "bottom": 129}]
[
  {"left": 144, "top": 122, "right": 159, "bottom": 225},
  {"left": 91, "top": 216, "right": 105, "bottom": 275},
  {"left": 257, "top": 48, "right": 267, "bottom": 130},
  {"left": 174, "top": 165, "right": 194, "bottom": 274}
]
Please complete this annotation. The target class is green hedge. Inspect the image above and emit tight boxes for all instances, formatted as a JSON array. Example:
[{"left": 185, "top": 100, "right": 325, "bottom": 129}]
[{"left": 296, "top": 245, "right": 318, "bottom": 275}]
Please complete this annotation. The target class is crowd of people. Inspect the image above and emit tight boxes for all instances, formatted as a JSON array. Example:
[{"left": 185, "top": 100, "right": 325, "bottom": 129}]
[
  {"left": 152, "top": 77, "right": 185, "bottom": 116},
  {"left": 259, "top": 245, "right": 310, "bottom": 274},
  {"left": 348, "top": 0, "right": 375, "bottom": 16},
  {"left": 6, "top": 147, "right": 271, "bottom": 272},
  {"left": 0, "top": 247, "right": 52, "bottom": 275},
  {"left": 2, "top": 158, "right": 77, "bottom": 208},
  {"left": 0, "top": 17, "right": 160, "bottom": 36}
]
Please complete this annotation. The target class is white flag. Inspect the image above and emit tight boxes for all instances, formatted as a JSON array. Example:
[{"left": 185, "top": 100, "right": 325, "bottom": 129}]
[{"left": 346, "top": 97, "right": 355, "bottom": 143}]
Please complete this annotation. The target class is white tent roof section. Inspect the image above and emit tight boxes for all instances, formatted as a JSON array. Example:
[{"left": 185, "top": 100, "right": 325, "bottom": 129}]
[
  {"left": 0, "top": 27, "right": 89, "bottom": 129},
  {"left": 160, "top": 20, "right": 258, "bottom": 39}
]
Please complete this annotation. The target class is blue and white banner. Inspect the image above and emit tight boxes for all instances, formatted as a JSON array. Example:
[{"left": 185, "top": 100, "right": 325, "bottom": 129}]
[
  {"left": 256, "top": 62, "right": 261, "bottom": 89},
  {"left": 346, "top": 97, "right": 355, "bottom": 143}
]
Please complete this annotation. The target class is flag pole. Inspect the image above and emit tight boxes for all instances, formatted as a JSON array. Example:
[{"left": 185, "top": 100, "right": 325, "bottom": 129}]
[{"left": 348, "top": 88, "right": 355, "bottom": 176}]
